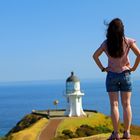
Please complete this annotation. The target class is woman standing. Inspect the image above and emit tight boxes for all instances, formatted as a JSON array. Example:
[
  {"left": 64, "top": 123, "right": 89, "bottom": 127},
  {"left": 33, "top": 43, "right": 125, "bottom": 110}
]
[{"left": 93, "top": 18, "right": 140, "bottom": 140}]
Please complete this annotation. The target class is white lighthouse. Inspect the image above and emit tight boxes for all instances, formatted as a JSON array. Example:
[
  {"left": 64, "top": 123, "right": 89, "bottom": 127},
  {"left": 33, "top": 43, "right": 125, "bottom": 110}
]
[{"left": 64, "top": 72, "right": 86, "bottom": 117}]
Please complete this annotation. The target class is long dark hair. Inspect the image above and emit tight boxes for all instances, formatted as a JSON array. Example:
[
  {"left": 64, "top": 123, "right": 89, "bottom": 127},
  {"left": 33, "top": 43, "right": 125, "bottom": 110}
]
[{"left": 106, "top": 18, "right": 125, "bottom": 58}]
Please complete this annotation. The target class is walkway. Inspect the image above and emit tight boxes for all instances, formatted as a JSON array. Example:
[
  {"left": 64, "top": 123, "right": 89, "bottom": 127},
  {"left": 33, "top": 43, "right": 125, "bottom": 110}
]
[{"left": 38, "top": 118, "right": 63, "bottom": 140}]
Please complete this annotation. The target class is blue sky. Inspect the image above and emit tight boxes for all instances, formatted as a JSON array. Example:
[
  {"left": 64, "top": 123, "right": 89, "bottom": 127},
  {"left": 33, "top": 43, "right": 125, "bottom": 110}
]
[{"left": 0, "top": 0, "right": 140, "bottom": 82}]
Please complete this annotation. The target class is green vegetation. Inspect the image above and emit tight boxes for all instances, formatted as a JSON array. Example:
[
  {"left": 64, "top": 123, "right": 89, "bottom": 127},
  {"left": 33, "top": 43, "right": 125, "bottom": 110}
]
[
  {"left": 7, "top": 113, "right": 43, "bottom": 136},
  {"left": 53, "top": 112, "right": 140, "bottom": 140},
  {"left": 8, "top": 118, "right": 48, "bottom": 140},
  {"left": 56, "top": 112, "right": 113, "bottom": 134},
  {"left": 2, "top": 111, "right": 140, "bottom": 140},
  {"left": 4, "top": 113, "right": 48, "bottom": 140},
  {"left": 0, "top": 137, "right": 8, "bottom": 140},
  {"left": 53, "top": 124, "right": 112, "bottom": 139}
]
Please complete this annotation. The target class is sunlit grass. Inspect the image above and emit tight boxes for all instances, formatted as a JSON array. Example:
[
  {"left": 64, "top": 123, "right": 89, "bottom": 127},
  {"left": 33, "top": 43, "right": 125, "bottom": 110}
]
[
  {"left": 10, "top": 118, "right": 48, "bottom": 140},
  {"left": 56, "top": 112, "right": 113, "bottom": 135},
  {"left": 71, "top": 133, "right": 140, "bottom": 140},
  {"left": 5, "top": 111, "right": 140, "bottom": 140}
]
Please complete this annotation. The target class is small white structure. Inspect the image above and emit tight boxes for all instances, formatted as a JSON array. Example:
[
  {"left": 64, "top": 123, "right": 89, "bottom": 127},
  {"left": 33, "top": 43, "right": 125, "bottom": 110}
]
[{"left": 64, "top": 72, "right": 86, "bottom": 117}]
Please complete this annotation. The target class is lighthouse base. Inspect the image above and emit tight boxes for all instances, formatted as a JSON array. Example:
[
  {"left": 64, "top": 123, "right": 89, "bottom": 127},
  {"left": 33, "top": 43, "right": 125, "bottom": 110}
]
[
  {"left": 64, "top": 94, "right": 86, "bottom": 117},
  {"left": 65, "top": 109, "right": 86, "bottom": 117}
]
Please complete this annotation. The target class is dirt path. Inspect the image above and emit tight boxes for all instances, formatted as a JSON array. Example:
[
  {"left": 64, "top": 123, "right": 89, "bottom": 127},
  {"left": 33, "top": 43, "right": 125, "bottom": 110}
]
[{"left": 38, "top": 118, "right": 63, "bottom": 140}]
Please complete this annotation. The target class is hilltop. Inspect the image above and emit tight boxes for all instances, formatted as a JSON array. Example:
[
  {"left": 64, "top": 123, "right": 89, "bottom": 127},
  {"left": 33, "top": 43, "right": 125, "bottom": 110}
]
[{"left": 1, "top": 110, "right": 140, "bottom": 140}]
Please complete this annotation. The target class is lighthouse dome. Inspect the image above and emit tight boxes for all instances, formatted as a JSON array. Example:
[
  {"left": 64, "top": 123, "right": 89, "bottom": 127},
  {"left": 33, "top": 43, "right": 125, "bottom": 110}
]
[
  {"left": 66, "top": 72, "right": 80, "bottom": 82},
  {"left": 66, "top": 72, "right": 80, "bottom": 94}
]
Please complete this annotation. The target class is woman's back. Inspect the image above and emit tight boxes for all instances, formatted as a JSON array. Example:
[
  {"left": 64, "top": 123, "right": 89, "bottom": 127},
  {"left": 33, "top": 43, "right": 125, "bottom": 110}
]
[{"left": 101, "top": 37, "right": 135, "bottom": 73}]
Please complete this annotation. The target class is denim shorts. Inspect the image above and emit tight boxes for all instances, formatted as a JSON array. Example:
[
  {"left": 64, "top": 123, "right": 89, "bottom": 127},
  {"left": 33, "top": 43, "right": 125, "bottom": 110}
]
[{"left": 106, "top": 70, "right": 132, "bottom": 92}]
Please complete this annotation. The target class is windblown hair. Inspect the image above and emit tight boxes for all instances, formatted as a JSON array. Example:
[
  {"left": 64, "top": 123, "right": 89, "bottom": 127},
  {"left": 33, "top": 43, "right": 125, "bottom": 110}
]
[{"left": 106, "top": 18, "right": 125, "bottom": 58}]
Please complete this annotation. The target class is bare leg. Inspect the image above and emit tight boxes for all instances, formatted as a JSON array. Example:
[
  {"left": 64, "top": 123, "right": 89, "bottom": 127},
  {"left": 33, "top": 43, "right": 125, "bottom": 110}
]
[
  {"left": 108, "top": 92, "right": 120, "bottom": 132},
  {"left": 121, "top": 92, "right": 132, "bottom": 132}
]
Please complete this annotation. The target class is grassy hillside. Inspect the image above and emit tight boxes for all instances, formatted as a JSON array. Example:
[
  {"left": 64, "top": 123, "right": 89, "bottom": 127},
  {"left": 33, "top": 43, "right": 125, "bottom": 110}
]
[
  {"left": 2, "top": 111, "right": 140, "bottom": 140},
  {"left": 71, "top": 133, "right": 140, "bottom": 140},
  {"left": 56, "top": 112, "right": 113, "bottom": 135},
  {"left": 8, "top": 118, "right": 48, "bottom": 140},
  {"left": 54, "top": 111, "right": 140, "bottom": 139},
  {"left": 5, "top": 113, "right": 48, "bottom": 140}
]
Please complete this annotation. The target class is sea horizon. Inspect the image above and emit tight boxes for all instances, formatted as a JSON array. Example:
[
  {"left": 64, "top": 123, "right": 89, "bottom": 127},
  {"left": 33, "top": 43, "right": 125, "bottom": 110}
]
[{"left": 0, "top": 78, "right": 140, "bottom": 136}]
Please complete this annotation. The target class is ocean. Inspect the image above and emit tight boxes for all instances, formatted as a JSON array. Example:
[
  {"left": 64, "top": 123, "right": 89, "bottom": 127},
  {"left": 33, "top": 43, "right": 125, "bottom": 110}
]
[{"left": 0, "top": 79, "right": 140, "bottom": 136}]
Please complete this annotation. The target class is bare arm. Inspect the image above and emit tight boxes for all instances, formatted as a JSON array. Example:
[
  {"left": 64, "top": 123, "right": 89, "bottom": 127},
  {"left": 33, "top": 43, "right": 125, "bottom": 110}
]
[
  {"left": 92, "top": 45, "right": 107, "bottom": 72},
  {"left": 129, "top": 43, "right": 140, "bottom": 71}
]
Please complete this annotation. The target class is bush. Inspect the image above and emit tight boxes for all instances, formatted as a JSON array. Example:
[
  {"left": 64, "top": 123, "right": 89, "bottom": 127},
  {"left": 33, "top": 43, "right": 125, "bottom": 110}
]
[
  {"left": 62, "top": 129, "right": 73, "bottom": 135},
  {"left": 52, "top": 135, "right": 69, "bottom": 140},
  {"left": 62, "top": 129, "right": 76, "bottom": 138},
  {"left": 76, "top": 128, "right": 87, "bottom": 137},
  {"left": 55, "top": 124, "right": 112, "bottom": 139},
  {"left": 80, "top": 124, "right": 94, "bottom": 130},
  {"left": 76, "top": 124, "right": 94, "bottom": 137},
  {"left": 75, "top": 124, "right": 112, "bottom": 137}
]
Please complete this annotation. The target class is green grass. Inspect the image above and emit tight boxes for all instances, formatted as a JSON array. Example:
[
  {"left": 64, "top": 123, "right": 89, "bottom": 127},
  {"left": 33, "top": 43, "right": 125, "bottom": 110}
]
[
  {"left": 56, "top": 112, "right": 113, "bottom": 135},
  {"left": 9, "top": 118, "right": 48, "bottom": 140},
  {"left": 0, "top": 138, "right": 8, "bottom": 140},
  {"left": 7, "top": 113, "right": 44, "bottom": 136},
  {"left": 55, "top": 111, "right": 140, "bottom": 139},
  {"left": 71, "top": 133, "right": 140, "bottom": 140},
  {"left": 3, "top": 111, "right": 140, "bottom": 140}
]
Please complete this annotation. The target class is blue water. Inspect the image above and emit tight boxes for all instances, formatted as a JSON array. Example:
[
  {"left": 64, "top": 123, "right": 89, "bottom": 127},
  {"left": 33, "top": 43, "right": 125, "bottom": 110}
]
[{"left": 0, "top": 79, "right": 140, "bottom": 136}]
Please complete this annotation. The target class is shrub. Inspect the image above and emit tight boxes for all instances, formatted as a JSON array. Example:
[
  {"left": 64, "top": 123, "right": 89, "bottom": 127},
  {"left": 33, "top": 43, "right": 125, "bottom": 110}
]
[
  {"left": 52, "top": 135, "right": 69, "bottom": 140},
  {"left": 62, "top": 129, "right": 73, "bottom": 135},
  {"left": 94, "top": 125, "right": 112, "bottom": 133},
  {"left": 76, "top": 128, "right": 87, "bottom": 137},
  {"left": 55, "top": 124, "right": 112, "bottom": 139},
  {"left": 62, "top": 129, "right": 75, "bottom": 138},
  {"left": 75, "top": 124, "right": 94, "bottom": 137},
  {"left": 80, "top": 124, "right": 94, "bottom": 130},
  {"left": 75, "top": 124, "right": 112, "bottom": 137}
]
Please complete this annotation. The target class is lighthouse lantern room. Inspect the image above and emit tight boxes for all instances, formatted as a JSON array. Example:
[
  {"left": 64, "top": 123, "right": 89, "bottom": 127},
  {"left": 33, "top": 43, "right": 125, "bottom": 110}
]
[{"left": 64, "top": 72, "right": 86, "bottom": 117}]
